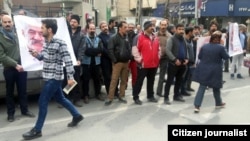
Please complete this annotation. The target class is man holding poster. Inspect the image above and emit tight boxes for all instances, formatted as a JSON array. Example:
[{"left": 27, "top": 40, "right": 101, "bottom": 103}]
[{"left": 229, "top": 23, "right": 247, "bottom": 79}]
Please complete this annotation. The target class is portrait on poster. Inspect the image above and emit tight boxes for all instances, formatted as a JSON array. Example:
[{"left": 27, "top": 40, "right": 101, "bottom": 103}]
[{"left": 13, "top": 15, "right": 77, "bottom": 71}]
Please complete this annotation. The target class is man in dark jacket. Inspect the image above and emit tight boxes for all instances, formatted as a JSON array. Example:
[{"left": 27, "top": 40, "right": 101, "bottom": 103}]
[
  {"left": 61, "top": 14, "right": 84, "bottom": 107},
  {"left": 105, "top": 21, "right": 131, "bottom": 106},
  {"left": 164, "top": 23, "right": 189, "bottom": 104}
]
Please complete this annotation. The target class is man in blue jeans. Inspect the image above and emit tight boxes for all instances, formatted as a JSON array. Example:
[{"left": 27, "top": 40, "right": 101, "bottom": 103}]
[{"left": 22, "top": 19, "right": 83, "bottom": 140}]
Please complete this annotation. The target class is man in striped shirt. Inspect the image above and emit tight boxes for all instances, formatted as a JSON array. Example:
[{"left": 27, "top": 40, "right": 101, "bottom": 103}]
[{"left": 23, "top": 19, "right": 83, "bottom": 140}]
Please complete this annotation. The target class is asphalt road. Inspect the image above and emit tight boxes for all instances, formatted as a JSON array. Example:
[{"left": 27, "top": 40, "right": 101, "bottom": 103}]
[{"left": 0, "top": 66, "right": 250, "bottom": 141}]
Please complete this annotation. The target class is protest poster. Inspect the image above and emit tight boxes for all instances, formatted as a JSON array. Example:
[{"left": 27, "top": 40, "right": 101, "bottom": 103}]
[{"left": 13, "top": 15, "right": 77, "bottom": 71}]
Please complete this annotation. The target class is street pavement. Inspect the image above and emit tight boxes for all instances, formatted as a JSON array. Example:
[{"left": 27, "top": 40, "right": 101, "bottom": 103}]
[{"left": 0, "top": 66, "right": 250, "bottom": 141}]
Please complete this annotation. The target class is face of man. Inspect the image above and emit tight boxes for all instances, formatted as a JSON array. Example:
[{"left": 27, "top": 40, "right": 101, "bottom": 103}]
[
  {"left": 176, "top": 26, "right": 185, "bottom": 36},
  {"left": 128, "top": 24, "right": 135, "bottom": 33},
  {"left": 210, "top": 24, "right": 217, "bottom": 33},
  {"left": 159, "top": 20, "right": 167, "bottom": 33},
  {"left": 1, "top": 15, "right": 13, "bottom": 31},
  {"left": 100, "top": 23, "right": 108, "bottom": 33},
  {"left": 24, "top": 25, "right": 44, "bottom": 52},
  {"left": 70, "top": 19, "right": 79, "bottom": 30},
  {"left": 41, "top": 24, "right": 49, "bottom": 38},
  {"left": 145, "top": 24, "right": 154, "bottom": 34},
  {"left": 193, "top": 28, "right": 200, "bottom": 36},
  {"left": 88, "top": 24, "right": 96, "bottom": 36},
  {"left": 119, "top": 23, "right": 128, "bottom": 35}
]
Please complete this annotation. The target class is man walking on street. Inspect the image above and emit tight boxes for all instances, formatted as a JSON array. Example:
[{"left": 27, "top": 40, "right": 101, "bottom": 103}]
[
  {"left": 0, "top": 15, "right": 35, "bottom": 122},
  {"left": 22, "top": 19, "right": 83, "bottom": 140}
]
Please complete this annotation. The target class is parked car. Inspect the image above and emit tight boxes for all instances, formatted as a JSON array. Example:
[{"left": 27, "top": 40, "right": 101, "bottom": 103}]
[{"left": 0, "top": 63, "right": 44, "bottom": 98}]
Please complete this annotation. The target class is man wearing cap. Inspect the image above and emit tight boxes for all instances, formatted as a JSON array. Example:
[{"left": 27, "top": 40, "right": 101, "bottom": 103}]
[
  {"left": 61, "top": 14, "right": 84, "bottom": 107},
  {"left": 132, "top": 20, "right": 160, "bottom": 105}
]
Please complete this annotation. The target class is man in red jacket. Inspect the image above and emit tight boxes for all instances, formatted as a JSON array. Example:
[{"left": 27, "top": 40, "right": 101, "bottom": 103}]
[{"left": 132, "top": 21, "right": 160, "bottom": 105}]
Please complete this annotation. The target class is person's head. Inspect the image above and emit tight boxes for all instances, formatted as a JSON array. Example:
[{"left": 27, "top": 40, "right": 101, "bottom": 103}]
[
  {"left": 85, "top": 18, "right": 94, "bottom": 29},
  {"left": 70, "top": 14, "right": 80, "bottom": 30},
  {"left": 0, "top": 10, "right": 9, "bottom": 20},
  {"left": 150, "top": 17, "right": 157, "bottom": 27},
  {"left": 143, "top": 21, "right": 154, "bottom": 34},
  {"left": 239, "top": 24, "right": 247, "bottom": 33},
  {"left": 185, "top": 26, "right": 194, "bottom": 39},
  {"left": 209, "top": 30, "right": 222, "bottom": 43},
  {"left": 41, "top": 19, "right": 58, "bottom": 38},
  {"left": 193, "top": 25, "right": 201, "bottom": 36},
  {"left": 87, "top": 23, "right": 96, "bottom": 37},
  {"left": 99, "top": 21, "right": 108, "bottom": 33},
  {"left": 209, "top": 20, "right": 218, "bottom": 33},
  {"left": 23, "top": 20, "right": 44, "bottom": 52},
  {"left": 66, "top": 11, "right": 73, "bottom": 22},
  {"left": 167, "top": 24, "right": 176, "bottom": 35},
  {"left": 159, "top": 19, "right": 168, "bottom": 33},
  {"left": 1, "top": 15, "right": 13, "bottom": 31},
  {"left": 135, "top": 24, "right": 141, "bottom": 33},
  {"left": 128, "top": 23, "right": 135, "bottom": 33},
  {"left": 117, "top": 21, "right": 127, "bottom": 36},
  {"left": 18, "top": 10, "right": 27, "bottom": 15},
  {"left": 108, "top": 19, "right": 115, "bottom": 28},
  {"left": 175, "top": 23, "right": 185, "bottom": 36}
]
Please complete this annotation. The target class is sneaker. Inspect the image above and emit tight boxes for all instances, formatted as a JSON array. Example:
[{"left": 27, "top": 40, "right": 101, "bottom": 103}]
[
  {"left": 83, "top": 96, "right": 89, "bottom": 104},
  {"left": 134, "top": 99, "right": 142, "bottom": 105},
  {"left": 148, "top": 97, "right": 158, "bottom": 103},
  {"left": 118, "top": 97, "right": 127, "bottom": 104},
  {"left": 164, "top": 98, "right": 171, "bottom": 105},
  {"left": 22, "top": 111, "right": 35, "bottom": 118},
  {"left": 230, "top": 74, "right": 234, "bottom": 79},
  {"left": 215, "top": 103, "right": 226, "bottom": 109},
  {"left": 67, "top": 115, "right": 84, "bottom": 127},
  {"left": 7, "top": 115, "right": 14, "bottom": 122},
  {"left": 237, "top": 74, "right": 244, "bottom": 79},
  {"left": 22, "top": 128, "right": 42, "bottom": 140},
  {"left": 173, "top": 96, "right": 185, "bottom": 102},
  {"left": 74, "top": 100, "right": 83, "bottom": 107},
  {"left": 194, "top": 107, "right": 200, "bottom": 113},
  {"left": 104, "top": 99, "right": 112, "bottom": 106}
]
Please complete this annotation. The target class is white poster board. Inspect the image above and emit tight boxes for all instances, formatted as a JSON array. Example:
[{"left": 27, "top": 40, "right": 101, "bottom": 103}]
[
  {"left": 228, "top": 22, "right": 243, "bottom": 57},
  {"left": 13, "top": 15, "right": 77, "bottom": 71}
]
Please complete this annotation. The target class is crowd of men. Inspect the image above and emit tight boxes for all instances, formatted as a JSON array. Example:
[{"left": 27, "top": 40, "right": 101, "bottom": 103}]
[{"left": 0, "top": 9, "right": 249, "bottom": 140}]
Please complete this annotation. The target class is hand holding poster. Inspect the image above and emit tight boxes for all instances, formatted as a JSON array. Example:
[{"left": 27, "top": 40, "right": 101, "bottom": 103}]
[
  {"left": 228, "top": 22, "right": 243, "bottom": 56},
  {"left": 13, "top": 15, "right": 77, "bottom": 71}
]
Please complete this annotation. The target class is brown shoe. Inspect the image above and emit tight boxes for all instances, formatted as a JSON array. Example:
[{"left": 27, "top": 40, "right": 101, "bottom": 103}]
[{"left": 83, "top": 96, "right": 89, "bottom": 104}]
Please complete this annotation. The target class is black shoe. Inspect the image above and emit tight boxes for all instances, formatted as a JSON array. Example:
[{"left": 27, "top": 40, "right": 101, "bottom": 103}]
[
  {"left": 67, "top": 115, "right": 84, "bottom": 127},
  {"left": 181, "top": 91, "right": 191, "bottom": 96},
  {"left": 164, "top": 98, "right": 171, "bottom": 105},
  {"left": 83, "top": 96, "right": 89, "bottom": 104},
  {"left": 22, "top": 111, "right": 35, "bottom": 118},
  {"left": 73, "top": 100, "right": 83, "bottom": 107},
  {"left": 96, "top": 95, "right": 105, "bottom": 101},
  {"left": 22, "top": 128, "right": 42, "bottom": 140},
  {"left": 237, "top": 74, "right": 244, "bottom": 79},
  {"left": 186, "top": 87, "right": 195, "bottom": 92},
  {"left": 148, "top": 97, "right": 158, "bottom": 103},
  {"left": 156, "top": 93, "right": 164, "bottom": 97},
  {"left": 118, "top": 97, "right": 127, "bottom": 104},
  {"left": 173, "top": 96, "right": 185, "bottom": 102},
  {"left": 7, "top": 115, "right": 14, "bottom": 122},
  {"left": 134, "top": 99, "right": 142, "bottom": 105},
  {"left": 104, "top": 99, "right": 112, "bottom": 106}
]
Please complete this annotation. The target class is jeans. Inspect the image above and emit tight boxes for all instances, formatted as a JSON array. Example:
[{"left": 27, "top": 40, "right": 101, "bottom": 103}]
[
  {"left": 34, "top": 79, "right": 81, "bottom": 131},
  {"left": 194, "top": 84, "right": 222, "bottom": 107},
  {"left": 156, "top": 58, "right": 168, "bottom": 95},
  {"left": 3, "top": 68, "right": 28, "bottom": 116}
]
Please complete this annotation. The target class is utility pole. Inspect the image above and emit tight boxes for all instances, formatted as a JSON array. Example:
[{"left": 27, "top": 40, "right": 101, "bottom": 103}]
[
  {"left": 135, "top": 0, "right": 143, "bottom": 25},
  {"left": 164, "top": 0, "right": 170, "bottom": 19}
]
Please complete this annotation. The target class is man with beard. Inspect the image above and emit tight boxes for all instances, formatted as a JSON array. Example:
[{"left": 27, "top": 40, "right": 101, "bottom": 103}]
[
  {"left": 0, "top": 15, "right": 35, "bottom": 122},
  {"left": 22, "top": 20, "right": 45, "bottom": 53},
  {"left": 204, "top": 20, "right": 218, "bottom": 37},
  {"left": 98, "top": 21, "right": 119, "bottom": 98},
  {"left": 156, "top": 19, "right": 172, "bottom": 97},
  {"left": 23, "top": 19, "right": 83, "bottom": 140},
  {"left": 163, "top": 23, "right": 189, "bottom": 104},
  {"left": 61, "top": 14, "right": 84, "bottom": 107},
  {"left": 81, "top": 23, "right": 104, "bottom": 104}
]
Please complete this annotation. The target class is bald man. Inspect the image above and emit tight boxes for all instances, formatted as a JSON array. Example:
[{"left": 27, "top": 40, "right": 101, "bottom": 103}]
[{"left": 0, "top": 15, "right": 35, "bottom": 122}]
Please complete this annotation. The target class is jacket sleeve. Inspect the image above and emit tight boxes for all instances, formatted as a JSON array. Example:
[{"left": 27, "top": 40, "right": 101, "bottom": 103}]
[
  {"left": 107, "top": 36, "right": 117, "bottom": 63},
  {"left": 166, "top": 37, "right": 176, "bottom": 62},
  {"left": 0, "top": 43, "right": 17, "bottom": 67}
]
